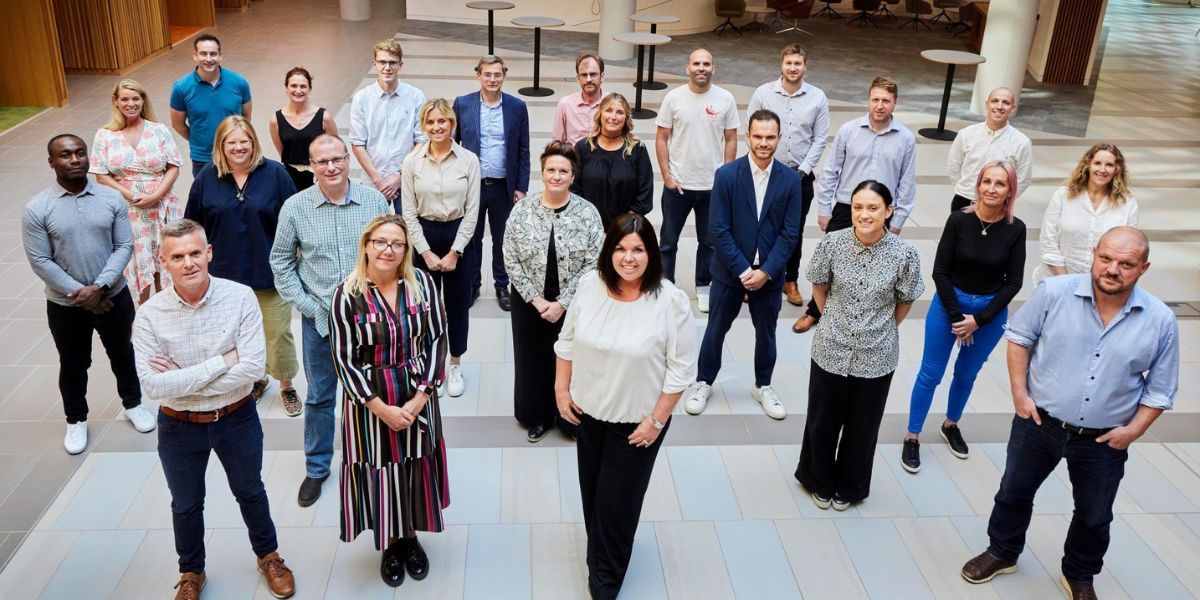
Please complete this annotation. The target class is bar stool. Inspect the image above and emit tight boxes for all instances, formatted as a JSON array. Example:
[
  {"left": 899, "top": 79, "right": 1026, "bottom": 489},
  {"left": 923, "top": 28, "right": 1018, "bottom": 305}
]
[
  {"left": 465, "top": 1, "right": 514, "bottom": 55},
  {"left": 628, "top": 13, "right": 679, "bottom": 90},
  {"left": 612, "top": 31, "right": 671, "bottom": 119},
  {"left": 511, "top": 16, "right": 566, "bottom": 97}
]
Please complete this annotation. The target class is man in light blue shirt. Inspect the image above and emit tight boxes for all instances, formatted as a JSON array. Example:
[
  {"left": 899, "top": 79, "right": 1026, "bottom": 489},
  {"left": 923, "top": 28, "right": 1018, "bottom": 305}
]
[
  {"left": 349, "top": 38, "right": 427, "bottom": 205},
  {"left": 962, "top": 227, "right": 1179, "bottom": 599}
]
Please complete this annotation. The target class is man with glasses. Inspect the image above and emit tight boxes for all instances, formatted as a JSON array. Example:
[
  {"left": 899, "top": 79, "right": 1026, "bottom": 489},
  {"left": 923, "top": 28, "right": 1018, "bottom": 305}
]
[
  {"left": 552, "top": 53, "right": 605, "bottom": 145},
  {"left": 350, "top": 38, "right": 427, "bottom": 206},
  {"left": 270, "top": 134, "right": 392, "bottom": 508}
]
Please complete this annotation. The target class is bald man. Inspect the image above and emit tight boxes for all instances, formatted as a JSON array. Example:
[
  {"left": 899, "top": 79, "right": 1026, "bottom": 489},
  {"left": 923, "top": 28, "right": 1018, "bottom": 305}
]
[
  {"left": 946, "top": 87, "right": 1032, "bottom": 211},
  {"left": 961, "top": 226, "right": 1179, "bottom": 599}
]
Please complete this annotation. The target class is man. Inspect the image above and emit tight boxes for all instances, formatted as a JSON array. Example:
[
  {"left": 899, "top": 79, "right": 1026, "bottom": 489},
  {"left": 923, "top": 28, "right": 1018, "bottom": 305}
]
[
  {"left": 22, "top": 134, "right": 152, "bottom": 455},
  {"left": 683, "top": 110, "right": 801, "bottom": 419},
  {"left": 350, "top": 38, "right": 427, "bottom": 206},
  {"left": 453, "top": 55, "right": 530, "bottom": 311},
  {"left": 793, "top": 76, "right": 915, "bottom": 333},
  {"left": 270, "top": 134, "right": 391, "bottom": 507},
  {"left": 947, "top": 87, "right": 1033, "bottom": 211},
  {"left": 655, "top": 48, "right": 740, "bottom": 313},
  {"left": 134, "top": 219, "right": 295, "bottom": 600},
  {"left": 169, "top": 34, "right": 252, "bottom": 176},
  {"left": 747, "top": 44, "right": 830, "bottom": 308},
  {"left": 962, "top": 227, "right": 1178, "bottom": 600},
  {"left": 552, "top": 53, "right": 605, "bottom": 145}
]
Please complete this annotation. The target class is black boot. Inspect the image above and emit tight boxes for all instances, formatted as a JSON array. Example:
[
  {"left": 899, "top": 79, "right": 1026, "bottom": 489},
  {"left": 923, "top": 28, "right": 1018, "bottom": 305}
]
[
  {"left": 404, "top": 535, "right": 429, "bottom": 581},
  {"left": 380, "top": 540, "right": 406, "bottom": 587}
]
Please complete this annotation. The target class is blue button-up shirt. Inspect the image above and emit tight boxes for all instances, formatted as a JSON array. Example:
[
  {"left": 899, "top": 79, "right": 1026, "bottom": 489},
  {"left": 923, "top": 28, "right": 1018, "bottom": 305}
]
[
  {"left": 1006, "top": 273, "right": 1179, "bottom": 429},
  {"left": 746, "top": 79, "right": 830, "bottom": 175},
  {"left": 817, "top": 115, "right": 917, "bottom": 229},
  {"left": 479, "top": 95, "right": 507, "bottom": 179}
]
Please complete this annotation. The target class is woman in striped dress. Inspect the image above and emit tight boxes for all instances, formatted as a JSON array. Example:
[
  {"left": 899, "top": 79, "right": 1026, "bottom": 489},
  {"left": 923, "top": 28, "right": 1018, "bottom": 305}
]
[{"left": 329, "top": 214, "right": 450, "bottom": 588}]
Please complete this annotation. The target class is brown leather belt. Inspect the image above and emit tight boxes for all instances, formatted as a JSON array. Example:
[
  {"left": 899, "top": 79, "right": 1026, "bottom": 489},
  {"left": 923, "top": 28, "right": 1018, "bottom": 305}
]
[{"left": 161, "top": 395, "right": 252, "bottom": 424}]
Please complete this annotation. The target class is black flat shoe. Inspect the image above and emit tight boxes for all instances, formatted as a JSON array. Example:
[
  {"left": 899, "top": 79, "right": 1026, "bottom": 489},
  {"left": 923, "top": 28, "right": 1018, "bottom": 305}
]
[
  {"left": 527, "top": 423, "right": 550, "bottom": 443},
  {"left": 496, "top": 286, "right": 511, "bottom": 312},
  {"left": 470, "top": 285, "right": 481, "bottom": 306},
  {"left": 404, "top": 536, "right": 429, "bottom": 581},
  {"left": 297, "top": 474, "right": 328, "bottom": 507},
  {"left": 380, "top": 543, "right": 406, "bottom": 587}
]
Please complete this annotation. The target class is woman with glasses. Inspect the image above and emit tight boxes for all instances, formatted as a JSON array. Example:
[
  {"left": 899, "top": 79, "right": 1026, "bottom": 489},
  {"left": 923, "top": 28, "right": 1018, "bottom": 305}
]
[
  {"left": 571, "top": 93, "right": 653, "bottom": 230},
  {"left": 268, "top": 66, "right": 338, "bottom": 191},
  {"left": 185, "top": 116, "right": 302, "bottom": 414},
  {"left": 329, "top": 214, "right": 449, "bottom": 588}
]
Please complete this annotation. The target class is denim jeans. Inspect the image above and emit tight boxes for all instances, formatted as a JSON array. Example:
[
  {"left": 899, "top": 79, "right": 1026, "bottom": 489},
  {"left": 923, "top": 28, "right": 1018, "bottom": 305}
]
[
  {"left": 697, "top": 278, "right": 782, "bottom": 387},
  {"left": 986, "top": 415, "right": 1128, "bottom": 584},
  {"left": 658, "top": 187, "right": 712, "bottom": 288},
  {"left": 191, "top": 161, "right": 210, "bottom": 177},
  {"left": 907, "top": 288, "right": 1008, "bottom": 434},
  {"left": 302, "top": 316, "right": 339, "bottom": 479},
  {"left": 157, "top": 401, "right": 278, "bottom": 573}
]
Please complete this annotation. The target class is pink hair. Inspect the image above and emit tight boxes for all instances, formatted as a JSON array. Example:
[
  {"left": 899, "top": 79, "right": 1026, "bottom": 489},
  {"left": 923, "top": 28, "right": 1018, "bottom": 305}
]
[{"left": 970, "top": 160, "right": 1018, "bottom": 224}]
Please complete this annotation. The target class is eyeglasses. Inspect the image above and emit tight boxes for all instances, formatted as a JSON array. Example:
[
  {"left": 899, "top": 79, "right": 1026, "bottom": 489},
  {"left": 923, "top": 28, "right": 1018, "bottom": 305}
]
[
  {"left": 311, "top": 155, "right": 348, "bottom": 168},
  {"left": 375, "top": 60, "right": 401, "bottom": 68},
  {"left": 577, "top": 72, "right": 602, "bottom": 80},
  {"left": 369, "top": 239, "right": 407, "bottom": 253}
]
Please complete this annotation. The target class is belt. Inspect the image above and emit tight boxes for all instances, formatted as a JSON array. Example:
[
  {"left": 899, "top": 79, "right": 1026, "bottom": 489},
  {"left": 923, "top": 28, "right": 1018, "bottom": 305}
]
[
  {"left": 481, "top": 177, "right": 506, "bottom": 186},
  {"left": 1036, "top": 407, "right": 1113, "bottom": 437},
  {"left": 162, "top": 395, "right": 252, "bottom": 424}
]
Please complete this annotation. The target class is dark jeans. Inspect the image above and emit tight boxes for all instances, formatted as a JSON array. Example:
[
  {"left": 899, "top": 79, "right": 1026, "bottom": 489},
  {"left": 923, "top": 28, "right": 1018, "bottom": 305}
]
[
  {"left": 986, "top": 414, "right": 1128, "bottom": 584},
  {"left": 951, "top": 193, "right": 974, "bottom": 212},
  {"left": 46, "top": 293, "right": 141, "bottom": 423},
  {"left": 697, "top": 277, "right": 782, "bottom": 387},
  {"left": 470, "top": 179, "right": 513, "bottom": 290},
  {"left": 414, "top": 217, "right": 473, "bottom": 357},
  {"left": 659, "top": 187, "right": 712, "bottom": 288},
  {"left": 191, "top": 161, "right": 210, "bottom": 177},
  {"left": 784, "top": 171, "right": 816, "bottom": 283},
  {"left": 157, "top": 401, "right": 278, "bottom": 573},
  {"left": 803, "top": 202, "right": 853, "bottom": 319},
  {"left": 577, "top": 412, "right": 668, "bottom": 600}
]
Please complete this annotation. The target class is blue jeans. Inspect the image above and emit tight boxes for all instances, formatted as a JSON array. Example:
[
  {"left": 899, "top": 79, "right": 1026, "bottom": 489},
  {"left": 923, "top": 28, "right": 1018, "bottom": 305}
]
[
  {"left": 907, "top": 288, "right": 1007, "bottom": 434},
  {"left": 157, "top": 401, "right": 278, "bottom": 573},
  {"left": 302, "top": 316, "right": 339, "bottom": 479},
  {"left": 987, "top": 415, "right": 1127, "bottom": 584},
  {"left": 191, "top": 161, "right": 210, "bottom": 177},
  {"left": 658, "top": 187, "right": 712, "bottom": 288}
]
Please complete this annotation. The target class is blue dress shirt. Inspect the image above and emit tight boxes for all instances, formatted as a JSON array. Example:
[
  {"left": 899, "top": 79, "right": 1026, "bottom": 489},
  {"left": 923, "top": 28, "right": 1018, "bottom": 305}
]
[
  {"left": 817, "top": 115, "right": 917, "bottom": 229},
  {"left": 169, "top": 67, "right": 252, "bottom": 163},
  {"left": 479, "top": 96, "right": 507, "bottom": 179}
]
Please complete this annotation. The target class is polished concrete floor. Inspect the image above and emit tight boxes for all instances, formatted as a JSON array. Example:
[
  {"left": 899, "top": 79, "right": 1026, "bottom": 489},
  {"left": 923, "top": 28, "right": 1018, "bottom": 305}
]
[{"left": 0, "top": 0, "right": 1199, "bottom": 598}]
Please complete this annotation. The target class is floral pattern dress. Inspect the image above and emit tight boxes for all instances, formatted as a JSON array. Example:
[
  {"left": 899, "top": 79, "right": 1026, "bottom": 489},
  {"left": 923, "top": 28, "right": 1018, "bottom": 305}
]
[{"left": 89, "top": 121, "right": 182, "bottom": 297}]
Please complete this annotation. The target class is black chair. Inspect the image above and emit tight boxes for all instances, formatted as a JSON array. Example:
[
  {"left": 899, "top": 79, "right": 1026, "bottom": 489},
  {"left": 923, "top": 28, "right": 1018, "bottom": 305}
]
[
  {"left": 899, "top": 0, "right": 933, "bottom": 30},
  {"left": 847, "top": 0, "right": 882, "bottom": 27},
  {"left": 814, "top": 0, "right": 844, "bottom": 18},
  {"left": 714, "top": 0, "right": 747, "bottom": 36},
  {"left": 874, "top": 0, "right": 900, "bottom": 18},
  {"left": 950, "top": 1, "right": 976, "bottom": 36},
  {"left": 777, "top": 0, "right": 816, "bottom": 34},
  {"left": 764, "top": 0, "right": 789, "bottom": 28},
  {"left": 929, "top": 0, "right": 958, "bottom": 25}
]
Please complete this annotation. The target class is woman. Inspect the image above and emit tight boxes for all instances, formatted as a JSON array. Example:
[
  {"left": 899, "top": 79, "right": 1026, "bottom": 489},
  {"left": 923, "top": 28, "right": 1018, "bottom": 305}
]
[
  {"left": 329, "top": 215, "right": 449, "bottom": 588},
  {"left": 795, "top": 180, "right": 924, "bottom": 511},
  {"left": 902, "top": 162, "right": 1025, "bottom": 474},
  {"left": 504, "top": 141, "right": 604, "bottom": 442},
  {"left": 268, "top": 66, "right": 338, "bottom": 191},
  {"left": 401, "top": 99, "right": 480, "bottom": 399},
  {"left": 1036, "top": 143, "right": 1138, "bottom": 281},
  {"left": 89, "top": 78, "right": 182, "bottom": 304},
  {"left": 570, "top": 93, "right": 653, "bottom": 229},
  {"left": 554, "top": 214, "right": 697, "bottom": 599},
  {"left": 184, "top": 116, "right": 302, "bottom": 414}
]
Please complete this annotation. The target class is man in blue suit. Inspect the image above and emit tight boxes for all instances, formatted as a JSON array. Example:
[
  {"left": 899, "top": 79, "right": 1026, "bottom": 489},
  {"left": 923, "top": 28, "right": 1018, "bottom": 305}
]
[
  {"left": 683, "top": 109, "right": 802, "bottom": 420},
  {"left": 453, "top": 55, "right": 531, "bottom": 311}
]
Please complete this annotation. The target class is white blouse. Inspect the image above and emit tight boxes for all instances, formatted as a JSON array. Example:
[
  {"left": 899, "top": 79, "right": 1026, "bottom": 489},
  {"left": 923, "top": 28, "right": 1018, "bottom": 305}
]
[
  {"left": 1036, "top": 186, "right": 1139, "bottom": 281},
  {"left": 554, "top": 271, "right": 698, "bottom": 423}
]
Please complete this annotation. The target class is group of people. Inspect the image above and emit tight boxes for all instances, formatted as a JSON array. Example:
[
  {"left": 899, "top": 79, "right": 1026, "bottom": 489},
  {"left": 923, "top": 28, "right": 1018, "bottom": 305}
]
[{"left": 18, "top": 31, "right": 1178, "bottom": 600}]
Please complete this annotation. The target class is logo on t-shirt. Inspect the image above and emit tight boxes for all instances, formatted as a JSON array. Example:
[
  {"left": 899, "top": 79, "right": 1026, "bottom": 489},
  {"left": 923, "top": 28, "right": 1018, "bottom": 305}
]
[{"left": 704, "top": 105, "right": 721, "bottom": 119}]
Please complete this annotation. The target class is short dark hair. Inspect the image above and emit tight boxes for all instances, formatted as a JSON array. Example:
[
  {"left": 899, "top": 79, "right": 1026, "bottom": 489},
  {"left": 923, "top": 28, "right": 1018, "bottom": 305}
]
[
  {"left": 851, "top": 179, "right": 895, "bottom": 229},
  {"left": 284, "top": 66, "right": 312, "bottom": 87},
  {"left": 46, "top": 133, "right": 84, "bottom": 155},
  {"left": 575, "top": 53, "right": 604, "bottom": 74},
  {"left": 194, "top": 33, "right": 221, "bottom": 51},
  {"left": 539, "top": 140, "right": 578, "bottom": 174},
  {"left": 748, "top": 109, "right": 780, "bottom": 132},
  {"left": 598, "top": 214, "right": 663, "bottom": 296}
]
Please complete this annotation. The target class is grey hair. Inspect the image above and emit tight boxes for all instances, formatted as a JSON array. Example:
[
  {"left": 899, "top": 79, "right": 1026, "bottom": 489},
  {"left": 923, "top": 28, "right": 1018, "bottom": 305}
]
[{"left": 160, "top": 218, "right": 207, "bottom": 242}]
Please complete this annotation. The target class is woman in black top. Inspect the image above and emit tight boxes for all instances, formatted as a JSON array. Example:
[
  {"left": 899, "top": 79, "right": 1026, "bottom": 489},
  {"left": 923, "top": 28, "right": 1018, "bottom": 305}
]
[
  {"left": 571, "top": 93, "right": 653, "bottom": 230},
  {"left": 268, "top": 66, "right": 338, "bottom": 191},
  {"left": 902, "top": 161, "right": 1026, "bottom": 473}
]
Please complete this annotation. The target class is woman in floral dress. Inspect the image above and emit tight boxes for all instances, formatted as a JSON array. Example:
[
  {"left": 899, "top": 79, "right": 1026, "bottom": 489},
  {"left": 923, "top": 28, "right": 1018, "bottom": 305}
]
[{"left": 90, "top": 79, "right": 182, "bottom": 304}]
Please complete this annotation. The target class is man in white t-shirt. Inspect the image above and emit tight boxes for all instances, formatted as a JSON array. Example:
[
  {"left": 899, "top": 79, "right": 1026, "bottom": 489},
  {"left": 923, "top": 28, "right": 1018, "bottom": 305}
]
[{"left": 655, "top": 49, "right": 739, "bottom": 313}]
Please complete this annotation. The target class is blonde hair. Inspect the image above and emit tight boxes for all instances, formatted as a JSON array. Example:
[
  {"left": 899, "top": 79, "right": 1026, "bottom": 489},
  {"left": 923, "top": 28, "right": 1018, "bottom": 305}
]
[
  {"left": 211, "top": 115, "right": 263, "bottom": 178},
  {"left": 373, "top": 38, "right": 403, "bottom": 61},
  {"left": 344, "top": 215, "right": 423, "bottom": 304},
  {"left": 104, "top": 79, "right": 157, "bottom": 131},
  {"left": 586, "top": 93, "right": 640, "bottom": 158},
  {"left": 1064, "top": 143, "right": 1131, "bottom": 206},
  {"left": 418, "top": 98, "right": 457, "bottom": 136}
]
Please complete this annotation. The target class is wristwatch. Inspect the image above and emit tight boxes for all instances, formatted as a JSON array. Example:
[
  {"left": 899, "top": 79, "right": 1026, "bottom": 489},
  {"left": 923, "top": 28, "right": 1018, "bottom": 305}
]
[{"left": 650, "top": 415, "right": 666, "bottom": 430}]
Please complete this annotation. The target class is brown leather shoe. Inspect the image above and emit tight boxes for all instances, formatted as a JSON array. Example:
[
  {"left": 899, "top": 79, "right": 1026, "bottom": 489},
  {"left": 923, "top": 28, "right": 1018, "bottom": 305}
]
[
  {"left": 792, "top": 314, "right": 818, "bottom": 334},
  {"left": 174, "top": 572, "right": 205, "bottom": 600},
  {"left": 783, "top": 282, "right": 804, "bottom": 306},
  {"left": 961, "top": 551, "right": 1017, "bottom": 584},
  {"left": 1061, "top": 575, "right": 1098, "bottom": 600},
  {"left": 258, "top": 551, "right": 295, "bottom": 598}
]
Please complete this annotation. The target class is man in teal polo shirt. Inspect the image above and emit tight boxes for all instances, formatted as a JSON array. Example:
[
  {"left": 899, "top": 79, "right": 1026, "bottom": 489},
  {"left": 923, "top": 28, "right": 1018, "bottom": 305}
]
[{"left": 169, "top": 33, "right": 252, "bottom": 176}]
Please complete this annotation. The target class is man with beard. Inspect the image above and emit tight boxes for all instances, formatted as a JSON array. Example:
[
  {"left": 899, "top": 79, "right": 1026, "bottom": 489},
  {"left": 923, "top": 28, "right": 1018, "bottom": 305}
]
[
  {"left": 169, "top": 34, "right": 252, "bottom": 176},
  {"left": 552, "top": 53, "right": 605, "bottom": 145}
]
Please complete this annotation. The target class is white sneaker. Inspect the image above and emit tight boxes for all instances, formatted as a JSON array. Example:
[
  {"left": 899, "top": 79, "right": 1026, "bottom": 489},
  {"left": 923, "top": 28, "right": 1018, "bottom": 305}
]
[
  {"left": 752, "top": 386, "right": 786, "bottom": 420},
  {"left": 447, "top": 363, "right": 465, "bottom": 397},
  {"left": 684, "top": 382, "right": 711, "bottom": 415},
  {"left": 64, "top": 422, "right": 88, "bottom": 455},
  {"left": 125, "top": 405, "right": 156, "bottom": 433},
  {"left": 696, "top": 288, "right": 710, "bottom": 314}
]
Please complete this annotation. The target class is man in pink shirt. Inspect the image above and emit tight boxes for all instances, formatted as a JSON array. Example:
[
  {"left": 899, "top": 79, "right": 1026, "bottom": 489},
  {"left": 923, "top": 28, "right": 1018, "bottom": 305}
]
[{"left": 552, "top": 54, "right": 605, "bottom": 144}]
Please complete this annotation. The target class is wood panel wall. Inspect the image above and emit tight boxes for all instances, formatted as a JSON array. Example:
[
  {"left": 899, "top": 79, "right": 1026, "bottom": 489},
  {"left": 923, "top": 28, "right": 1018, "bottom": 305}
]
[
  {"left": 0, "top": 0, "right": 68, "bottom": 106},
  {"left": 52, "top": 0, "right": 171, "bottom": 74},
  {"left": 1043, "top": 0, "right": 1103, "bottom": 84},
  {"left": 166, "top": 0, "right": 216, "bottom": 26}
]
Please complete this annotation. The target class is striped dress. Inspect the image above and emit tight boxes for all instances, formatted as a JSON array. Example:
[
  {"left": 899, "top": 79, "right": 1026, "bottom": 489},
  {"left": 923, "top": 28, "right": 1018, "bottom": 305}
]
[{"left": 329, "top": 269, "right": 449, "bottom": 550}]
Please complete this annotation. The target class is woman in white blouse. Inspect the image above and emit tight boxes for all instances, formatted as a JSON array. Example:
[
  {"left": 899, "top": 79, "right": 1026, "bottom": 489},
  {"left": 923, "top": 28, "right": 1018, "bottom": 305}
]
[
  {"left": 554, "top": 214, "right": 698, "bottom": 600},
  {"left": 1036, "top": 143, "right": 1138, "bottom": 281}
]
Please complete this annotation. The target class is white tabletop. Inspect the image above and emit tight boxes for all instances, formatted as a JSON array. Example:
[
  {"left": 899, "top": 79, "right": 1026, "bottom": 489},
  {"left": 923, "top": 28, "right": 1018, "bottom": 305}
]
[
  {"left": 745, "top": 5, "right": 776, "bottom": 14},
  {"left": 512, "top": 16, "right": 566, "bottom": 28},
  {"left": 612, "top": 32, "right": 672, "bottom": 46},
  {"left": 629, "top": 13, "right": 681, "bottom": 25},
  {"left": 465, "top": 1, "right": 514, "bottom": 10},
  {"left": 920, "top": 49, "right": 986, "bottom": 65}
]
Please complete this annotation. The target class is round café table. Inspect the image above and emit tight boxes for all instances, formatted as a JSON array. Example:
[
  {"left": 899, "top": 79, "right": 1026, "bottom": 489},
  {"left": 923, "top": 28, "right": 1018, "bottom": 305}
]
[
  {"left": 743, "top": 5, "right": 776, "bottom": 32},
  {"left": 466, "top": 1, "right": 514, "bottom": 55},
  {"left": 918, "top": 49, "right": 986, "bottom": 141},
  {"left": 612, "top": 32, "right": 671, "bottom": 119},
  {"left": 628, "top": 13, "right": 679, "bottom": 90},
  {"left": 512, "top": 16, "right": 566, "bottom": 97}
]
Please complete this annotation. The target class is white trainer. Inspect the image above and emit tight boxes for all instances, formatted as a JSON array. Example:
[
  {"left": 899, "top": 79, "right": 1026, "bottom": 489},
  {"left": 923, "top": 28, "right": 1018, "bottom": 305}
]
[
  {"left": 64, "top": 422, "right": 88, "bottom": 455},
  {"left": 684, "top": 382, "right": 711, "bottom": 415},
  {"left": 125, "top": 405, "right": 157, "bottom": 433},
  {"left": 447, "top": 363, "right": 465, "bottom": 397},
  {"left": 752, "top": 386, "right": 786, "bottom": 420},
  {"left": 696, "top": 288, "right": 710, "bottom": 314}
]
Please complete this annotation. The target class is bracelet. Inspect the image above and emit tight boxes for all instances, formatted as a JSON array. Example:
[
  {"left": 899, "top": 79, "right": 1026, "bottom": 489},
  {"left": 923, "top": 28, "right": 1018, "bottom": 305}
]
[{"left": 650, "top": 415, "right": 665, "bottom": 430}]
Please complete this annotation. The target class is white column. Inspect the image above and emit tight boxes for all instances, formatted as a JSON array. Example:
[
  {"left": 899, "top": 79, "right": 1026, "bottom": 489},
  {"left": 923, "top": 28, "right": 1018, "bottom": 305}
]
[
  {"left": 340, "top": 0, "right": 370, "bottom": 21},
  {"left": 971, "top": 0, "right": 1039, "bottom": 114},
  {"left": 598, "top": 0, "right": 635, "bottom": 60}
]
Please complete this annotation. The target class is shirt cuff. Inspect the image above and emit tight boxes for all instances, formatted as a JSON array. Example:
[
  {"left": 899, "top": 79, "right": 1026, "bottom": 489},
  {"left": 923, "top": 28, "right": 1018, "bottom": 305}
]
[
  {"left": 1004, "top": 328, "right": 1035, "bottom": 348},
  {"left": 739, "top": 267, "right": 752, "bottom": 279},
  {"left": 1139, "top": 392, "right": 1174, "bottom": 411}
]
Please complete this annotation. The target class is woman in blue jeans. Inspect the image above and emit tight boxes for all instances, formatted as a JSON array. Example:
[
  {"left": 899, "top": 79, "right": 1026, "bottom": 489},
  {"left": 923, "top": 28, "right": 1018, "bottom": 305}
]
[{"left": 902, "top": 161, "right": 1026, "bottom": 473}]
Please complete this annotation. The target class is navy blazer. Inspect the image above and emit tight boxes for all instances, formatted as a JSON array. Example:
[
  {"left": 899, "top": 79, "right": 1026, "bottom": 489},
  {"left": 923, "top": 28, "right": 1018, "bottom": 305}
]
[
  {"left": 453, "top": 91, "right": 531, "bottom": 202},
  {"left": 709, "top": 156, "right": 802, "bottom": 290}
]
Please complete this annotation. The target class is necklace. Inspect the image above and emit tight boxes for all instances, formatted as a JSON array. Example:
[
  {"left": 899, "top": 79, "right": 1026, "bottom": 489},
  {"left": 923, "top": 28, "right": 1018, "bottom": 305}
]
[{"left": 977, "top": 211, "right": 1000, "bottom": 236}]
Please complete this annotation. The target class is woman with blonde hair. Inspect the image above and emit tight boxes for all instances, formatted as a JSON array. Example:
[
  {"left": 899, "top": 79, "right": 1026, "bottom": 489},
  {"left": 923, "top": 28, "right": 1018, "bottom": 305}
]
[
  {"left": 570, "top": 93, "right": 653, "bottom": 229},
  {"left": 268, "top": 66, "right": 338, "bottom": 191},
  {"left": 329, "top": 214, "right": 449, "bottom": 588},
  {"left": 89, "top": 78, "right": 182, "bottom": 303}
]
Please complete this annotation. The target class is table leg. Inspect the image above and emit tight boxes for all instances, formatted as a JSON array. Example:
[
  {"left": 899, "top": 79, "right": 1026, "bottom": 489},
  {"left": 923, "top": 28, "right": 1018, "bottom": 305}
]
[
  {"left": 918, "top": 63, "right": 959, "bottom": 141},
  {"left": 637, "top": 24, "right": 667, "bottom": 91},
  {"left": 487, "top": 10, "right": 495, "bottom": 55},
  {"left": 518, "top": 26, "right": 555, "bottom": 97},
  {"left": 631, "top": 44, "right": 656, "bottom": 119}
]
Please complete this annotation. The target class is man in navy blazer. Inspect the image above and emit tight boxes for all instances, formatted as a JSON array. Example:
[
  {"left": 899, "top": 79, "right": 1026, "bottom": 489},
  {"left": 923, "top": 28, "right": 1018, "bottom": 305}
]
[
  {"left": 683, "top": 109, "right": 802, "bottom": 420},
  {"left": 453, "top": 55, "right": 531, "bottom": 311}
]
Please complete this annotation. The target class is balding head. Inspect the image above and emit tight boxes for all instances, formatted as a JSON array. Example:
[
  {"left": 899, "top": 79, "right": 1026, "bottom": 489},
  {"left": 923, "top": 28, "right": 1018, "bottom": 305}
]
[
  {"left": 1091, "top": 226, "right": 1150, "bottom": 297},
  {"left": 1098, "top": 226, "right": 1149, "bottom": 262},
  {"left": 985, "top": 87, "right": 1017, "bottom": 129}
]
